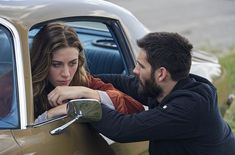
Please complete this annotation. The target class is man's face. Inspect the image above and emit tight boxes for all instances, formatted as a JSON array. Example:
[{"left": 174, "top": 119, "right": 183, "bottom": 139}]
[{"left": 133, "top": 49, "right": 163, "bottom": 97}]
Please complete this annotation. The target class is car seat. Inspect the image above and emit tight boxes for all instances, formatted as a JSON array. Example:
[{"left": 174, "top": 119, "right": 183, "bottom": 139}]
[{"left": 84, "top": 47, "right": 124, "bottom": 75}]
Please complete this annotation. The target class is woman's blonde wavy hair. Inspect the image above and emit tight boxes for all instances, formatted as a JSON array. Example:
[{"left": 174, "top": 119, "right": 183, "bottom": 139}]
[{"left": 30, "top": 22, "right": 89, "bottom": 118}]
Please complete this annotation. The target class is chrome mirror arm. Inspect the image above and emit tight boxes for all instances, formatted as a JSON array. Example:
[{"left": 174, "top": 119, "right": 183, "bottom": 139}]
[
  {"left": 50, "top": 99, "right": 102, "bottom": 135},
  {"left": 50, "top": 115, "right": 82, "bottom": 135}
]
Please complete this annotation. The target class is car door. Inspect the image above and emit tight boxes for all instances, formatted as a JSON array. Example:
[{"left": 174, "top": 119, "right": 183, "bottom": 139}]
[
  {"left": 13, "top": 119, "right": 114, "bottom": 155},
  {"left": 28, "top": 17, "right": 148, "bottom": 155},
  {"left": 0, "top": 18, "right": 114, "bottom": 155}
]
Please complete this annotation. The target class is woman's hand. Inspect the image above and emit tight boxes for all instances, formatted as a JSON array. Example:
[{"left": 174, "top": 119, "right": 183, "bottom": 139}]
[{"left": 48, "top": 86, "right": 100, "bottom": 107}]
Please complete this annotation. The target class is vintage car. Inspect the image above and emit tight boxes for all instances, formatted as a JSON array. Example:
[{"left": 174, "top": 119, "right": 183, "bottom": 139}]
[{"left": 0, "top": 0, "right": 222, "bottom": 154}]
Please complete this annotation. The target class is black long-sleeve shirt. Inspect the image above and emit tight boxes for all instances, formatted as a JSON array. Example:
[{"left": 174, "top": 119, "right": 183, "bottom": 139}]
[{"left": 92, "top": 74, "right": 235, "bottom": 155}]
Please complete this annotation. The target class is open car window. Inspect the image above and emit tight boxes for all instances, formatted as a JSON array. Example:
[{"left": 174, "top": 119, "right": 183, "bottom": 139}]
[
  {"left": 71, "top": 21, "right": 126, "bottom": 75},
  {"left": 29, "top": 19, "right": 131, "bottom": 124},
  {"left": 29, "top": 20, "right": 127, "bottom": 76}
]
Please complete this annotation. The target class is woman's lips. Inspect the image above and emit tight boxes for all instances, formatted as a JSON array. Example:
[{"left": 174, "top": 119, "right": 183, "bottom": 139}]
[{"left": 58, "top": 80, "right": 70, "bottom": 85}]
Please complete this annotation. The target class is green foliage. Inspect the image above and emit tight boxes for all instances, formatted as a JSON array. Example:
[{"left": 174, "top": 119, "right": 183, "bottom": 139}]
[
  {"left": 219, "top": 51, "right": 235, "bottom": 95},
  {"left": 219, "top": 50, "right": 235, "bottom": 134},
  {"left": 224, "top": 102, "right": 235, "bottom": 134}
]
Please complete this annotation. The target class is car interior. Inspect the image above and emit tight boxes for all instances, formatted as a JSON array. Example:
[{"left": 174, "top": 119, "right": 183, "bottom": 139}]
[
  {"left": 77, "top": 26, "right": 125, "bottom": 75},
  {"left": 28, "top": 21, "right": 127, "bottom": 123},
  {"left": 28, "top": 22, "right": 126, "bottom": 76}
]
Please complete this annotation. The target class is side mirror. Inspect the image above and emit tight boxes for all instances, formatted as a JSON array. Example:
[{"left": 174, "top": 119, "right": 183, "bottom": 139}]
[
  {"left": 50, "top": 99, "right": 102, "bottom": 135},
  {"left": 67, "top": 99, "right": 102, "bottom": 122}
]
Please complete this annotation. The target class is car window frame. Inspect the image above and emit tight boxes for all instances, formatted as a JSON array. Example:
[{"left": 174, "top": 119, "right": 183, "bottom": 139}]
[
  {"left": 106, "top": 19, "right": 136, "bottom": 75},
  {"left": 29, "top": 16, "right": 136, "bottom": 125},
  {"left": 0, "top": 18, "right": 25, "bottom": 129},
  {"left": 30, "top": 16, "right": 136, "bottom": 73}
]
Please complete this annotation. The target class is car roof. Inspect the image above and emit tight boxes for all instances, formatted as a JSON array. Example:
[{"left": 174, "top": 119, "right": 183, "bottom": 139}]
[
  {"left": 0, "top": 0, "right": 149, "bottom": 52},
  {"left": 3, "top": 1, "right": 118, "bottom": 23},
  {"left": 0, "top": 0, "right": 149, "bottom": 30}
]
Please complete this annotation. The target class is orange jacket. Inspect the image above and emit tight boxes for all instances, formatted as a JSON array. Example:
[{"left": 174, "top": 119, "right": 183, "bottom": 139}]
[{"left": 88, "top": 75, "right": 144, "bottom": 114}]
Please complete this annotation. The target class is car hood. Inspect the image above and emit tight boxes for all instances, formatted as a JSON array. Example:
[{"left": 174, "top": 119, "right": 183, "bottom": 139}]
[{"left": 190, "top": 50, "right": 221, "bottom": 82}]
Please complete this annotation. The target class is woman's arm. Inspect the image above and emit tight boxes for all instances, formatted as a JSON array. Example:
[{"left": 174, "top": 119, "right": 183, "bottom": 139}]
[
  {"left": 88, "top": 75, "right": 144, "bottom": 114},
  {"left": 34, "top": 104, "right": 67, "bottom": 124},
  {"left": 46, "top": 75, "right": 144, "bottom": 115}
]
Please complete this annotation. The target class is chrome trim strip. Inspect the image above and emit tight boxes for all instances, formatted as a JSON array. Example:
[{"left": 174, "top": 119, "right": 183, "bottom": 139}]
[
  {"left": 0, "top": 18, "right": 27, "bottom": 129},
  {"left": 32, "top": 116, "right": 68, "bottom": 128}
]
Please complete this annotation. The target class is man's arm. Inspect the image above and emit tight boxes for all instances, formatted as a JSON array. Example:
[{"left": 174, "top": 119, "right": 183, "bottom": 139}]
[
  {"left": 96, "top": 74, "right": 147, "bottom": 104},
  {"left": 91, "top": 95, "right": 199, "bottom": 143},
  {"left": 89, "top": 75, "right": 144, "bottom": 113}
]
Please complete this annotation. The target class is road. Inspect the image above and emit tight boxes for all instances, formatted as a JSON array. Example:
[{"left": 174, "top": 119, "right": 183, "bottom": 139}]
[{"left": 108, "top": 0, "right": 235, "bottom": 53}]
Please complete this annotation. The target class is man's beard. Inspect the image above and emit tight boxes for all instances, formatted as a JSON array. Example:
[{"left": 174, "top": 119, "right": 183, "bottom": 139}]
[{"left": 138, "top": 75, "right": 163, "bottom": 98}]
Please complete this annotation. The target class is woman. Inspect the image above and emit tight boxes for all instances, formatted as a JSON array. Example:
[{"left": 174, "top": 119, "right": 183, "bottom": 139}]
[{"left": 30, "top": 22, "right": 144, "bottom": 123}]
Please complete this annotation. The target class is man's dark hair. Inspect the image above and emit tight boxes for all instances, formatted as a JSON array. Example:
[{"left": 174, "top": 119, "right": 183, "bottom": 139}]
[{"left": 137, "top": 32, "right": 193, "bottom": 81}]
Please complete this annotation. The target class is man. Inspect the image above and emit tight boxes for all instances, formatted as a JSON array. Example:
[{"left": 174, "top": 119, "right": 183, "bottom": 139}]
[{"left": 92, "top": 32, "right": 235, "bottom": 155}]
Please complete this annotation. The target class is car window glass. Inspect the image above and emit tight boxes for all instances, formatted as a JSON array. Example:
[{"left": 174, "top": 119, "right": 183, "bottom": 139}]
[{"left": 0, "top": 25, "right": 20, "bottom": 129}]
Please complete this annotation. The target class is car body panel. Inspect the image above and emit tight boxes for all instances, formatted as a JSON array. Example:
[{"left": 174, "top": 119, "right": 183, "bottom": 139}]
[
  {"left": 0, "top": 130, "right": 22, "bottom": 154},
  {"left": 0, "top": 0, "right": 222, "bottom": 154},
  {"left": 12, "top": 118, "right": 114, "bottom": 155}
]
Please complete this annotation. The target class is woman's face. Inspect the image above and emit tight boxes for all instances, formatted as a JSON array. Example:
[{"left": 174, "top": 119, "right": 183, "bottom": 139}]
[{"left": 48, "top": 47, "right": 79, "bottom": 86}]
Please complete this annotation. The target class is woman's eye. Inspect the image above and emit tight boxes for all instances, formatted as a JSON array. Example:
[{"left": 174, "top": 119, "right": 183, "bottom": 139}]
[
  {"left": 69, "top": 61, "right": 78, "bottom": 67},
  {"left": 52, "top": 63, "right": 61, "bottom": 68}
]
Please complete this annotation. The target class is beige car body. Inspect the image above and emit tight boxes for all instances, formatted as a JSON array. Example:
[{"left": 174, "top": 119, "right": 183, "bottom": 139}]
[{"left": 0, "top": 0, "right": 221, "bottom": 154}]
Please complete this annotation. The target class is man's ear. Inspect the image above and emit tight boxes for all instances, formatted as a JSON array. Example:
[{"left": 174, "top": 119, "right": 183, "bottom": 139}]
[{"left": 155, "top": 67, "right": 167, "bottom": 82}]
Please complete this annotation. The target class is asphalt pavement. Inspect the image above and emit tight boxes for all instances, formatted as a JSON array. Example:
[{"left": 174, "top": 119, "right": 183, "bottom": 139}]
[{"left": 108, "top": 0, "right": 235, "bottom": 53}]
